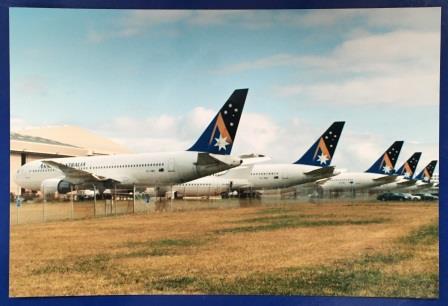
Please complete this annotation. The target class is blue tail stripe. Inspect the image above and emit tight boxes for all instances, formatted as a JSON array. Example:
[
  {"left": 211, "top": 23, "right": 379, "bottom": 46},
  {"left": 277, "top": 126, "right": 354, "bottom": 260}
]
[
  {"left": 415, "top": 160, "right": 437, "bottom": 181},
  {"left": 395, "top": 152, "right": 421, "bottom": 179},
  {"left": 188, "top": 89, "right": 248, "bottom": 155},
  {"left": 294, "top": 121, "right": 345, "bottom": 167},
  {"left": 365, "top": 141, "right": 404, "bottom": 174}
]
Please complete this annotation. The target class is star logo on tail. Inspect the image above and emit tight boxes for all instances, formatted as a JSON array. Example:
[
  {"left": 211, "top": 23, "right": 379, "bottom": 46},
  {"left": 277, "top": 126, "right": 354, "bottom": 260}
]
[
  {"left": 317, "top": 153, "right": 329, "bottom": 165},
  {"left": 382, "top": 166, "right": 392, "bottom": 174},
  {"left": 214, "top": 135, "right": 229, "bottom": 151}
]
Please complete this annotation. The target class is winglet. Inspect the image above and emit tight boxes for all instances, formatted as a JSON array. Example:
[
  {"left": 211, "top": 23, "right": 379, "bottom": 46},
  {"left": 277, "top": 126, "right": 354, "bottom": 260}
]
[
  {"left": 365, "top": 141, "right": 404, "bottom": 174},
  {"left": 294, "top": 121, "right": 345, "bottom": 167},
  {"left": 187, "top": 89, "right": 248, "bottom": 155}
]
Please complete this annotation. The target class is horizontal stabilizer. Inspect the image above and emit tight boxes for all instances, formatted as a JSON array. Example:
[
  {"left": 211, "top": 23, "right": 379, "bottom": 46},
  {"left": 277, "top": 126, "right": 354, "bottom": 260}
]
[
  {"left": 397, "top": 179, "right": 417, "bottom": 187},
  {"left": 240, "top": 153, "right": 272, "bottom": 165},
  {"left": 304, "top": 166, "right": 335, "bottom": 178},
  {"left": 372, "top": 175, "right": 398, "bottom": 184},
  {"left": 196, "top": 153, "right": 242, "bottom": 167}
]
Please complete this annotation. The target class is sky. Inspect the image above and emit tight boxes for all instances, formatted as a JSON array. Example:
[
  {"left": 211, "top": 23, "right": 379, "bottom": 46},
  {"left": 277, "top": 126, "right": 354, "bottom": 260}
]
[{"left": 10, "top": 8, "right": 440, "bottom": 173}]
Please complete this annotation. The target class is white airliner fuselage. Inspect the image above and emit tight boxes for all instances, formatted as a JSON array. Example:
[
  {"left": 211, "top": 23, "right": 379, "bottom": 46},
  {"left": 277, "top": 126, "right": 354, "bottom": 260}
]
[
  {"left": 173, "top": 163, "right": 336, "bottom": 197},
  {"left": 399, "top": 180, "right": 434, "bottom": 192},
  {"left": 318, "top": 172, "right": 397, "bottom": 192},
  {"left": 369, "top": 176, "right": 416, "bottom": 192},
  {"left": 14, "top": 151, "right": 242, "bottom": 195}
]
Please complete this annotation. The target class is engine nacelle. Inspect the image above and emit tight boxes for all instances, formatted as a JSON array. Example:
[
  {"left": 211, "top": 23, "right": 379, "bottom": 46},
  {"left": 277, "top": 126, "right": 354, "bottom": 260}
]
[{"left": 41, "top": 178, "right": 74, "bottom": 196}]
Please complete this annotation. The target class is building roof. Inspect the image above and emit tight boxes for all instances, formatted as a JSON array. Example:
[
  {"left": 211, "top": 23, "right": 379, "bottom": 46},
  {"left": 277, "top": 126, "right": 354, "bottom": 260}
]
[
  {"left": 15, "top": 125, "right": 131, "bottom": 155},
  {"left": 11, "top": 132, "right": 89, "bottom": 156},
  {"left": 10, "top": 132, "right": 78, "bottom": 148}
]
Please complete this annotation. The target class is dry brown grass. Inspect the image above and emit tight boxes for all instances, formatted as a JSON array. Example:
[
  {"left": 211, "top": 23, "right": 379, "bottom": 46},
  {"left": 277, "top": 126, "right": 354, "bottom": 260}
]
[{"left": 9, "top": 201, "right": 438, "bottom": 297}]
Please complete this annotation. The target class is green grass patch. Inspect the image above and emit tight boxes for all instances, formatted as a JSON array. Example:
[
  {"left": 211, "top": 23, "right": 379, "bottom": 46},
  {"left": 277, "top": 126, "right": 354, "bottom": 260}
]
[
  {"left": 33, "top": 238, "right": 208, "bottom": 276},
  {"left": 216, "top": 217, "right": 390, "bottom": 234},
  {"left": 33, "top": 254, "right": 111, "bottom": 275},
  {"left": 255, "top": 208, "right": 290, "bottom": 215},
  {"left": 119, "top": 238, "right": 207, "bottom": 258},
  {"left": 199, "top": 266, "right": 438, "bottom": 298},
  {"left": 123, "top": 238, "right": 202, "bottom": 248},
  {"left": 152, "top": 239, "right": 200, "bottom": 247},
  {"left": 139, "top": 251, "right": 437, "bottom": 298},
  {"left": 236, "top": 214, "right": 318, "bottom": 224},
  {"left": 399, "top": 222, "right": 438, "bottom": 246},
  {"left": 148, "top": 276, "right": 198, "bottom": 292}
]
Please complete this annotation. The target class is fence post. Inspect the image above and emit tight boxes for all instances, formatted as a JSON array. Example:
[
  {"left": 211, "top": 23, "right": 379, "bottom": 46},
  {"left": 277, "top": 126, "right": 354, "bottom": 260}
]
[
  {"left": 114, "top": 184, "right": 117, "bottom": 215},
  {"left": 93, "top": 185, "right": 97, "bottom": 217},
  {"left": 42, "top": 185, "right": 46, "bottom": 222},
  {"left": 133, "top": 184, "right": 136, "bottom": 214},
  {"left": 70, "top": 185, "right": 74, "bottom": 220}
]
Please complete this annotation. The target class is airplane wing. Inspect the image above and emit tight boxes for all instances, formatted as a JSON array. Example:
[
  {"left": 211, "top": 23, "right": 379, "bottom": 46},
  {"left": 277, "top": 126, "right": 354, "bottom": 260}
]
[
  {"left": 397, "top": 179, "right": 417, "bottom": 187},
  {"left": 314, "top": 177, "right": 333, "bottom": 185},
  {"left": 42, "top": 160, "right": 120, "bottom": 183},
  {"left": 239, "top": 153, "right": 272, "bottom": 165},
  {"left": 372, "top": 175, "right": 397, "bottom": 184},
  {"left": 304, "top": 166, "right": 335, "bottom": 178}
]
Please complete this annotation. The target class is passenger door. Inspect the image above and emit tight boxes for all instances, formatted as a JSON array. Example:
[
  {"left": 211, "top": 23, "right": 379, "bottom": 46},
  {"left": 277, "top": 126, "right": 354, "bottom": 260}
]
[{"left": 167, "top": 158, "right": 175, "bottom": 172}]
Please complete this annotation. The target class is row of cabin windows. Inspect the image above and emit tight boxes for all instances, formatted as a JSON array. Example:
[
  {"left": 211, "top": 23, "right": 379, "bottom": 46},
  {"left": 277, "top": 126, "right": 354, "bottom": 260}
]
[
  {"left": 31, "top": 162, "right": 165, "bottom": 172},
  {"left": 251, "top": 172, "right": 279, "bottom": 176},
  {"left": 72, "top": 162, "right": 165, "bottom": 170},
  {"left": 179, "top": 183, "right": 227, "bottom": 187},
  {"left": 31, "top": 169, "right": 56, "bottom": 173},
  {"left": 332, "top": 178, "right": 355, "bottom": 182}
]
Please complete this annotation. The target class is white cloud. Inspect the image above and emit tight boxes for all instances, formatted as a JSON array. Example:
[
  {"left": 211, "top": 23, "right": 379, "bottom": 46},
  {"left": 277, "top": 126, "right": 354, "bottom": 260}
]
[
  {"left": 12, "top": 111, "right": 438, "bottom": 173},
  {"left": 98, "top": 111, "right": 437, "bottom": 172},
  {"left": 222, "top": 30, "right": 439, "bottom": 74},
  {"left": 277, "top": 73, "right": 439, "bottom": 106},
  {"left": 87, "top": 8, "right": 440, "bottom": 42},
  {"left": 10, "top": 117, "right": 35, "bottom": 131},
  {"left": 303, "top": 30, "right": 440, "bottom": 74},
  {"left": 283, "top": 8, "right": 440, "bottom": 31},
  {"left": 215, "top": 54, "right": 301, "bottom": 74},
  {"left": 119, "top": 10, "right": 192, "bottom": 37},
  {"left": 266, "top": 29, "right": 439, "bottom": 106}
]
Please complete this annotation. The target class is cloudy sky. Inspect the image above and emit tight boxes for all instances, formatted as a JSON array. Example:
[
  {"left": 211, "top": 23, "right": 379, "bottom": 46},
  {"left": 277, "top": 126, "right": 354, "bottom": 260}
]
[{"left": 10, "top": 8, "right": 440, "bottom": 173}]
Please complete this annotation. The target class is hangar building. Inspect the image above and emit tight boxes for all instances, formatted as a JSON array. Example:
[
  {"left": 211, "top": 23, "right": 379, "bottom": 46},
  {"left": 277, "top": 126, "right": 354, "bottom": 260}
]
[{"left": 10, "top": 126, "right": 131, "bottom": 195}]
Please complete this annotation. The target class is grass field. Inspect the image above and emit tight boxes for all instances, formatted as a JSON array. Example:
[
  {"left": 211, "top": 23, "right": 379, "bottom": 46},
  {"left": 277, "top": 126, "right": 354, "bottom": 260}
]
[{"left": 9, "top": 200, "right": 438, "bottom": 298}]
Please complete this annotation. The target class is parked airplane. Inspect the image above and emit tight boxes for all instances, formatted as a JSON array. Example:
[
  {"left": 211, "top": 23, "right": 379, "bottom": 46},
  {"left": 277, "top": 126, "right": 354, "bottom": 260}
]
[
  {"left": 399, "top": 160, "right": 438, "bottom": 192},
  {"left": 317, "top": 141, "right": 404, "bottom": 192},
  {"left": 172, "top": 121, "right": 345, "bottom": 198},
  {"left": 14, "top": 89, "right": 249, "bottom": 197},
  {"left": 369, "top": 152, "right": 422, "bottom": 192}
]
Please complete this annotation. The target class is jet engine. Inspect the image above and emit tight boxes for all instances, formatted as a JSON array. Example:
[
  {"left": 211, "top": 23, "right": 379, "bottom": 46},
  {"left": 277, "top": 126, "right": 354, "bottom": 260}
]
[{"left": 41, "top": 178, "right": 74, "bottom": 196}]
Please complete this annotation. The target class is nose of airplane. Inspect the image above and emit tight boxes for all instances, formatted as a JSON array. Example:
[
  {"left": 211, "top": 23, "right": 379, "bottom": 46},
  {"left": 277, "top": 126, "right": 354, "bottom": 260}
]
[{"left": 13, "top": 165, "right": 24, "bottom": 186}]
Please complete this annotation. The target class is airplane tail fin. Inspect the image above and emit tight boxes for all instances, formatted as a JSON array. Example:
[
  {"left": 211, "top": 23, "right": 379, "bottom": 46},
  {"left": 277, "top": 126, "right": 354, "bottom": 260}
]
[
  {"left": 365, "top": 141, "right": 404, "bottom": 174},
  {"left": 415, "top": 160, "right": 437, "bottom": 182},
  {"left": 294, "top": 121, "right": 345, "bottom": 167},
  {"left": 187, "top": 89, "right": 248, "bottom": 155},
  {"left": 395, "top": 152, "right": 422, "bottom": 179}
]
